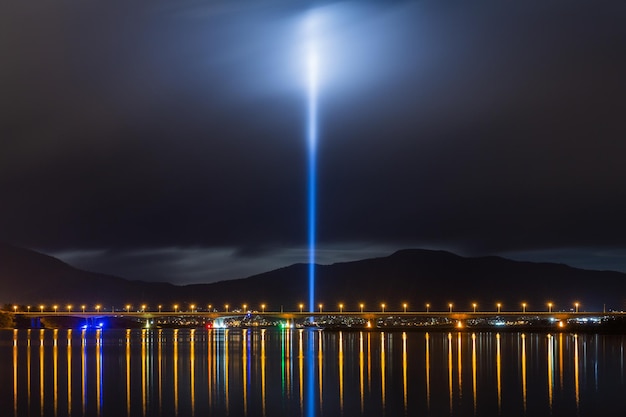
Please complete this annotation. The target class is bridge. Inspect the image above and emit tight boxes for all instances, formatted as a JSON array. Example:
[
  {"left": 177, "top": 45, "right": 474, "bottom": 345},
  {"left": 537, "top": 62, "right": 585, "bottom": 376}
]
[{"left": 11, "top": 310, "right": 623, "bottom": 322}]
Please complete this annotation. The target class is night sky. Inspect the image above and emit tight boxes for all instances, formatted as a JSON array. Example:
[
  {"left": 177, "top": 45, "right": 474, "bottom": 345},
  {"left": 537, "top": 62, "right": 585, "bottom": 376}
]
[{"left": 2, "top": 0, "right": 625, "bottom": 284}]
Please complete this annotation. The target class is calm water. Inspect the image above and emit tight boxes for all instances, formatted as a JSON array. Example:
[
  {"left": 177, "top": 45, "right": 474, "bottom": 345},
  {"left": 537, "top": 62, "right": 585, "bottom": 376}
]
[{"left": 1, "top": 328, "right": 626, "bottom": 417}]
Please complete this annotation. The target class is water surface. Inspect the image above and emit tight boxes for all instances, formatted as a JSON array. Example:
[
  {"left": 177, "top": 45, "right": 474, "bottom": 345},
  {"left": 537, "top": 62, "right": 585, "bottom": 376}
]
[{"left": 1, "top": 328, "right": 625, "bottom": 416}]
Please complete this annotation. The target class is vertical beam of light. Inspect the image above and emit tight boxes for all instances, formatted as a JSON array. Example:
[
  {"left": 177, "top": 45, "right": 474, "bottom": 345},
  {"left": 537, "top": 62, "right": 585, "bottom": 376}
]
[{"left": 307, "top": 40, "right": 318, "bottom": 314}]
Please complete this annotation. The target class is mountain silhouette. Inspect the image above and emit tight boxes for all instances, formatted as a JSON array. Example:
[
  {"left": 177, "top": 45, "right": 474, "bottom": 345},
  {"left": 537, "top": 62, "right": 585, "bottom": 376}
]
[{"left": 0, "top": 244, "right": 623, "bottom": 312}]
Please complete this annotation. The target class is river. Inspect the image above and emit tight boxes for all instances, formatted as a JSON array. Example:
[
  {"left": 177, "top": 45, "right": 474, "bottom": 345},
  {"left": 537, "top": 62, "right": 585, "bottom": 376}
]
[{"left": 1, "top": 328, "right": 625, "bottom": 416}]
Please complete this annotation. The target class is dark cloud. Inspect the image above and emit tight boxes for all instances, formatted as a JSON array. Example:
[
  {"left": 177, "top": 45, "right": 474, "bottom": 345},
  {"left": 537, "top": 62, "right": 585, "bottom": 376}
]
[{"left": 2, "top": 0, "right": 626, "bottom": 282}]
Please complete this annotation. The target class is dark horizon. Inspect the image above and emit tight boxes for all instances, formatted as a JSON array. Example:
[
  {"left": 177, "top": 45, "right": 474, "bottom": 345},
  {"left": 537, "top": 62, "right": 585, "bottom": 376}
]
[{"left": 1, "top": 244, "right": 623, "bottom": 313}]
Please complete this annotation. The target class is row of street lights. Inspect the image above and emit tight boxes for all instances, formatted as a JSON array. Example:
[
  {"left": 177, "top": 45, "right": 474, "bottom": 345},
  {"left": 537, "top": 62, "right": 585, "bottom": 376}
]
[{"left": 11, "top": 301, "right": 582, "bottom": 313}]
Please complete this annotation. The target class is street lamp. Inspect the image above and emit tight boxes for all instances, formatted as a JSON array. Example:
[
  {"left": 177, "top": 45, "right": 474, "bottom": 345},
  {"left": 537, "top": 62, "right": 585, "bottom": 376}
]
[
  {"left": 522, "top": 302, "right": 527, "bottom": 313},
  {"left": 27, "top": 306, "right": 31, "bottom": 313},
  {"left": 53, "top": 305, "right": 58, "bottom": 313},
  {"left": 426, "top": 303, "right": 430, "bottom": 313},
  {"left": 574, "top": 302, "right": 580, "bottom": 313},
  {"left": 359, "top": 303, "right": 364, "bottom": 313},
  {"left": 381, "top": 303, "right": 386, "bottom": 313},
  {"left": 96, "top": 305, "right": 101, "bottom": 313},
  {"left": 191, "top": 304, "right": 196, "bottom": 312},
  {"left": 261, "top": 304, "right": 266, "bottom": 313},
  {"left": 339, "top": 303, "right": 344, "bottom": 313},
  {"left": 174, "top": 304, "right": 179, "bottom": 313},
  {"left": 403, "top": 303, "right": 408, "bottom": 313},
  {"left": 497, "top": 303, "right": 502, "bottom": 313},
  {"left": 472, "top": 303, "right": 477, "bottom": 313},
  {"left": 13, "top": 305, "right": 17, "bottom": 313},
  {"left": 125, "top": 304, "right": 131, "bottom": 313},
  {"left": 81, "top": 305, "right": 86, "bottom": 313},
  {"left": 225, "top": 304, "right": 229, "bottom": 313},
  {"left": 40, "top": 305, "right": 44, "bottom": 313},
  {"left": 548, "top": 302, "right": 553, "bottom": 313},
  {"left": 449, "top": 303, "right": 453, "bottom": 313},
  {"left": 158, "top": 305, "right": 162, "bottom": 313},
  {"left": 141, "top": 304, "right": 146, "bottom": 312},
  {"left": 207, "top": 304, "right": 212, "bottom": 312},
  {"left": 67, "top": 305, "right": 72, "bottom": 313},
  {"left": 242, "top": 304, "right": 247, "bottom": 312},
  {"left": 299, "top": 304, "right": 304, "bottom": 313},
  {"left": 319, "top": 304, "right": 323, "bottom": 313}
]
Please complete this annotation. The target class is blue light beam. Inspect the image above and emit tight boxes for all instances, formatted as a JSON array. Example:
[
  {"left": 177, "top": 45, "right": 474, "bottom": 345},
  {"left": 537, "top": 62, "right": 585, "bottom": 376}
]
[{"left": 307, "top": 42, "right": 318, "bottom": 314}]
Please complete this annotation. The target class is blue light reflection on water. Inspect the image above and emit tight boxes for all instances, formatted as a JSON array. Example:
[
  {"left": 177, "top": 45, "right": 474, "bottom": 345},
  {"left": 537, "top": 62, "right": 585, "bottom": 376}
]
[{"left": 4, "top": 329, "right": 626, "bottom": 417}]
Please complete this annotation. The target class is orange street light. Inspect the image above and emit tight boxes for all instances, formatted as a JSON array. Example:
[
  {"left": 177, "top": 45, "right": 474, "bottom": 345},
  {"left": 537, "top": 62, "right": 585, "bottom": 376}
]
[
  {"left": 81, "top": 305, "right": 86, "bottom": 313},
  {"left": 174, "top": 304, "right": 179, "bottom": 313},
  {"left": 574, "top": 302, "right": 580, "bottom": 313},
  {"left": 299, "top": 304, "right": 304, "bottom": 313},
  {"left": 40, "top": 305, "right": 45, "bottom": 313},
  {"left": 13, "top": 305, "right": 17, "bottom": 313},
  {"left": 359, "top": 303, "right": 364, "bottom": 313},
  {"left": 426, "top": 303, "right": 430, "bottom": 313},
  {"left": 261, "top": 304, "right": 266, "bottom": 313},
  {"left": 53, "top": 305, "right": 58, "bottom": 313},
  {"left": 319, "top": 304, "right": 323, "bottom": 313},
  {"left": 497, "top": 303, "right": 502, "bottom": 313},
  {"left": 472, "top": 303, "right": 477, "bottom": 313},
  {"left": 225, "top": 304, "right": 229, "bottom": 312},
  {"left": 449, "top": 303, "right": 453, "bottom": 313},
  {"left": 339, "top": 303, "right": 344, "bottom": 313},
  {"left": 67, "top": 305, "right": 72, "bottom": 313},
  {"left": 403, "top": 303, "right": 408, "bottom": 313},
  {"left": 522, "top": 302, "right": 527, "bottom": 313},
  {"left": 95, "top": 305, "right": 101, "bottom": 313},
  {"left": 381, "top": 303, "right": 386, "bottom": 313},
  {"left": 548, "top": 302, "right": 553, "bottom": 313}
]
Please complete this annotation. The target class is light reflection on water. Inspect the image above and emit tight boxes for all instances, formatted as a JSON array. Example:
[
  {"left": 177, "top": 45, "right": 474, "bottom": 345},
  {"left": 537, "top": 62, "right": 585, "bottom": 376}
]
[{"left": 2, "top": 329, "right": 626, "bottom": 416}]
